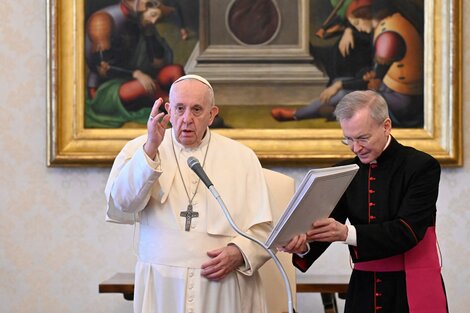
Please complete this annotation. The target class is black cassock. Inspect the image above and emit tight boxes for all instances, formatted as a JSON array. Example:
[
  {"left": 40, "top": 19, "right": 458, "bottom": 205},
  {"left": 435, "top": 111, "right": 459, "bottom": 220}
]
[{"left": 293, "top": 136, "right": 448, "bottom": 313}]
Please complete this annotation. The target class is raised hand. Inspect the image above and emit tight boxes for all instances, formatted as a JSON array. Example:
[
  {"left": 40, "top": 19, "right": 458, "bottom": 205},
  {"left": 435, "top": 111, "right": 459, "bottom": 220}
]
[{"left": 144, "top": 98, "right": 171, "bottom": 159}]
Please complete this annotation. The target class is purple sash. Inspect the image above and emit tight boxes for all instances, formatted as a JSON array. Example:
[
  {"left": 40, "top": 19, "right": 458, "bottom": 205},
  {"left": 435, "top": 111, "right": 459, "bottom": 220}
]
[
  {"left": 355, "top": 227, "right": 446, "bottom": 313},
  {"left": 404, "top": 226, "right": 447, "bottom": 313}
]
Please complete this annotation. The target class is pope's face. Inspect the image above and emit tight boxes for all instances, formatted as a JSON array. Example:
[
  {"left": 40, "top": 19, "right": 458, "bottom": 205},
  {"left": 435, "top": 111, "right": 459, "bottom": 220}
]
[
  {"left": 340, "top": 107, "right": 391, "bottom": 164},
  {"left": 166, "top": 80, "right": 218, "bottom": 148}
]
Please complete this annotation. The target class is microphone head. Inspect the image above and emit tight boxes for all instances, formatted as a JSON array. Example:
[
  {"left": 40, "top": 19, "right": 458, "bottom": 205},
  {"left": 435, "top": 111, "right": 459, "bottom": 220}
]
[
  {"left": 187, "top": 156, "right": 200, "bottom": 169},
  {"left": 187, "top": 156, "right": 213, "bottom": 188}
]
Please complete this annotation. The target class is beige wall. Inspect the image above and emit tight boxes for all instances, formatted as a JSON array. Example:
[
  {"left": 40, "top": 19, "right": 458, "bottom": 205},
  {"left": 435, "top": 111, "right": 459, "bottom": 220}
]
[{"left": 0, "top": 1, "right": 468, "bottom": 312}]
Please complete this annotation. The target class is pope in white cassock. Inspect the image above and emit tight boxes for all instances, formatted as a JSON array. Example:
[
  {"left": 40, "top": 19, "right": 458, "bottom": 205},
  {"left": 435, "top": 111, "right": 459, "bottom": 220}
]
[{"left": 105, "top": 74, "right": 274, "bottom": 313}]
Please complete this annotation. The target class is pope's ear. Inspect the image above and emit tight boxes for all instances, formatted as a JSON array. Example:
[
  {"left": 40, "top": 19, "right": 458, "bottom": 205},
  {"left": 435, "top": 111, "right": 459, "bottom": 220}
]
[
  {"left": 165, "top": 102, "right": 170, "bottom": 112},
  {"left": 210, "top": 106, "right": 219, "bottom": 118}
]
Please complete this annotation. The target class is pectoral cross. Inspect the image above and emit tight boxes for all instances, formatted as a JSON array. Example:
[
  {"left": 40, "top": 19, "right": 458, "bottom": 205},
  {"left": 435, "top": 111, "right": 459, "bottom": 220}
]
[{"left": 180, "top": 204, "right": 199, "bottom": 231}]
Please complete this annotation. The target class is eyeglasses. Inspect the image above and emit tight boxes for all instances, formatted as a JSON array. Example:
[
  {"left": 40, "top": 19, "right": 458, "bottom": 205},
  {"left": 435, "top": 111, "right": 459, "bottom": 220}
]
[
  {"left": 341, "top": 136, "right": 370, "bottom": 146},
  {"left": 341, "top": 119, "right": 388, "bottom": 146}
]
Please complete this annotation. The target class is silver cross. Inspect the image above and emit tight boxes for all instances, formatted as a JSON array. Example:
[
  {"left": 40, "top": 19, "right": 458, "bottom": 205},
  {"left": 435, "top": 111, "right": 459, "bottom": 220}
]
[{"left": 180, "top": 204, "right": 199, "bottom": 231}]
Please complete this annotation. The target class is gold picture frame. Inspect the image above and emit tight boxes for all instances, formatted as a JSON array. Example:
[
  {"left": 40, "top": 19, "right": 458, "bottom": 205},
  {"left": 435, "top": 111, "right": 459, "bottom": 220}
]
[{"left": 47, "top": 0, "right": 462, "bottom": 167}]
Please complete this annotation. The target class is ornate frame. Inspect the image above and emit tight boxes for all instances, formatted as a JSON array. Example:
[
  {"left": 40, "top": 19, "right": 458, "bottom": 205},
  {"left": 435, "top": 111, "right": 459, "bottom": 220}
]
[{"left": 47, "top": 0, "right": 462, "bottom": 166}]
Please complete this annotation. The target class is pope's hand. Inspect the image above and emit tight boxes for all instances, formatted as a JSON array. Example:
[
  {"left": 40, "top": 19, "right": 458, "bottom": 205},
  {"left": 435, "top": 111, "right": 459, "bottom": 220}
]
[
  {"left": 144, "top": 98, "right": 170, "bottom": 159},
  {"left": 201, "top": 245, "right": 244, "bottom": 281}
]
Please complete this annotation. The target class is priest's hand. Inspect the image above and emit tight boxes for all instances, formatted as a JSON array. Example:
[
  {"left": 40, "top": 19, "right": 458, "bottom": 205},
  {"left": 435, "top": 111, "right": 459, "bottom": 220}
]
[
  {"left": 306, "top": 217, "right": 348, "bottom": 242},
  {"left": 144, "top": 98, "right": 171, "bottom": 159},
  {"left": 201, "top": 245, "right": 244, "bottom": 281},
  {"left": 278, "top": 233, "right": 308, "bottom": 254}
]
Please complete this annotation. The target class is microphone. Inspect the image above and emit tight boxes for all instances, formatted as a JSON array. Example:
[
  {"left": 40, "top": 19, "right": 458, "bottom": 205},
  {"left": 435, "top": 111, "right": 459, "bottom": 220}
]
[{"left": 187, "top": 156, "right": 213, "bottom": 188}]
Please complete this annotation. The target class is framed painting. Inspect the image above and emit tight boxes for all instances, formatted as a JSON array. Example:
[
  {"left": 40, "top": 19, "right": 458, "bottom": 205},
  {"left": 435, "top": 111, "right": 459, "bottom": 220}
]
[{"left": 47, "top": 0, "right": 462, "bottom": 167}]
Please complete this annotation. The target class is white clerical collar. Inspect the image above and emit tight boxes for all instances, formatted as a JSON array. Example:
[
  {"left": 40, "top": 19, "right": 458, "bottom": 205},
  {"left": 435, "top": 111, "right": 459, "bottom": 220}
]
[
  {"left": 172, "top": 127, "right": 211, "bottom": 153},
  {"left": 383, "top": 135, "right": 391, "bottom": 151}
]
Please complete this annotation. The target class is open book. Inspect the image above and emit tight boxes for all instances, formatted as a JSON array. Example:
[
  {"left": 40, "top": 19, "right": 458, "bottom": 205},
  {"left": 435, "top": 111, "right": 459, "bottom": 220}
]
[{"left": 265, "top": 164, "right": 359, "bottom": 249}]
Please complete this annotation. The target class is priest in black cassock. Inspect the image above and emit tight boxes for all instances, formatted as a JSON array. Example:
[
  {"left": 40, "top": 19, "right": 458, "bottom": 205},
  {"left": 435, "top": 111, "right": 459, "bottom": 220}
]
[{"left": 283, "top": 90, "right": 448, "bottom": 313}]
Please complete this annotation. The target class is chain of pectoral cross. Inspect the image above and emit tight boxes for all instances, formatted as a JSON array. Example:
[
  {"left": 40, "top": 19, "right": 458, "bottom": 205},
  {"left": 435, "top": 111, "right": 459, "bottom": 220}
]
[{"left": 171, "top": 131, "right": 211, "bottom": 231}]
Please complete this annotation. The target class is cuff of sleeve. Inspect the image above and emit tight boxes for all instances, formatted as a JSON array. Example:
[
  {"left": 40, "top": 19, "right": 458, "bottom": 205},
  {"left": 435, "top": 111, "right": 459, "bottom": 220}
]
[
  {"left": 295, "top": 242, "right": 311, "bottom": 258},
  {"left": 228, "top": 242, "right": 251, "bottom": 272},
  {"left": 142, "top": 145, "right": 162, "bottom": 171},
  {"left": 344, "top": 224, "right": 357, "bottom": 246}
]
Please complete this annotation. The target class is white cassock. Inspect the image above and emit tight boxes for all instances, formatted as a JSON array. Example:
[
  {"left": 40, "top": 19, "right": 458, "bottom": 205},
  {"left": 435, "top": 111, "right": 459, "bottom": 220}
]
[{"left": 105, "top": 128, "right": 273, "bottom": 313}]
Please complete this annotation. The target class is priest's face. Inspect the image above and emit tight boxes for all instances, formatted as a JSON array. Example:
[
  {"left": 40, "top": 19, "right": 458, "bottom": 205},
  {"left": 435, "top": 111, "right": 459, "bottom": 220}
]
[
  {"left": 166, "top": 79, "right": 219, "bottom": 148},
  {"left": 340, "top": 107, "right": 391, "bottom": 164}
]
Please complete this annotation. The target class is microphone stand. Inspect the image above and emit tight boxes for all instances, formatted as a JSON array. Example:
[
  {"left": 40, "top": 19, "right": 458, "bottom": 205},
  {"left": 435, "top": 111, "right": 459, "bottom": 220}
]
[{"left": 207, "top": 185, "right": 295, "bottom": 313}]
